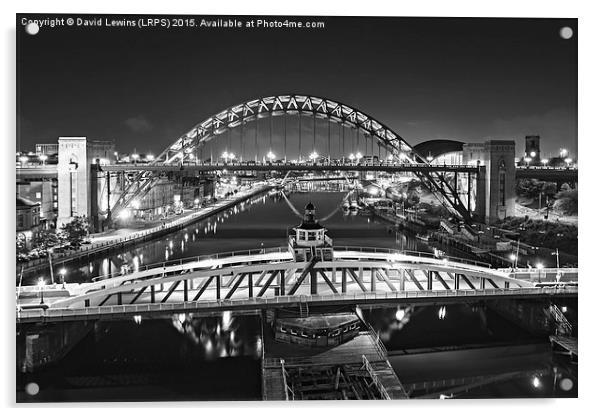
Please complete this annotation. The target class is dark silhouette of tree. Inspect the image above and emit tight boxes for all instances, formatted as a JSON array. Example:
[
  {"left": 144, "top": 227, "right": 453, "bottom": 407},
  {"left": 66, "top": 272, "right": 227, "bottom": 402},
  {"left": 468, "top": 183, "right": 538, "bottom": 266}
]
[{"left": 59, "top": 216, "right": 89, "bottom": 249}]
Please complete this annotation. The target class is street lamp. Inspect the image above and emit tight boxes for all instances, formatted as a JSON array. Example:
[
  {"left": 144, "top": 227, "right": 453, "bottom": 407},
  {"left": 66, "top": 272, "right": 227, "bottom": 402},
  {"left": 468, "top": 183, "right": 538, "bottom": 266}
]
[
  {"left": 19, "top": 156, "right": 29, "bottom": 165},
  {"left": 147, "top": 154, "right": 155, "bottom": 161},
  {"left": 38, "top": 278, "right": 45, "bottom": 304},
  {"left": 530, "top": 151, "right": 536, "bottom": 158},
  {"left": 564, "top": 158, "right": 572, "bottom": 166},
  {"left": 560, "top": 148, "right": 568, "bottom": 158},
  {"left": 541, "top": 158, "right": 549, "bottom": 167},
  {"left": 131, "top": 153, "right": 139, "bottom": 165},
  {"left": 309, "top": 151, "right": 319, "bottom": 162},
  {"left": 59, "top": 268, "right": 67, "bottom": 288},
  {"left": 266, "top": 151, "right": 276, "bottom": 162},
  {"left": 39, "top": 154, "right": 48, "bottom": 165},
  {"left": 349, "top": 153, "right": 356, "bottom": 161},
  {"left": 524, "top": 157, "right": 532, "bottom": 166},
  {"left": 536, "top": 262, "right": 544, "bottom": 283},
  {"left": 509, "top": 253, "right": 517, "bottom": 269}
]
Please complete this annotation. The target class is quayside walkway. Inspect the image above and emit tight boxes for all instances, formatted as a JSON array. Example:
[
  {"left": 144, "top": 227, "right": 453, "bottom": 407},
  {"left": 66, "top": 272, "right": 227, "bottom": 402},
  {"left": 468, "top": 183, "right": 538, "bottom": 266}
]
[{"left": 18, "top": 183, "right": 273, "bottom": 275}]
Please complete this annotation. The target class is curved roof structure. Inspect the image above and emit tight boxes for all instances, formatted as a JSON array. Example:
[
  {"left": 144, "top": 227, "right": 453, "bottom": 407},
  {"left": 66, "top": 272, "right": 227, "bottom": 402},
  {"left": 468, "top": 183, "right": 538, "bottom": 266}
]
[{"left": 414, "top": 139, "right": 465, "bottom": 160}]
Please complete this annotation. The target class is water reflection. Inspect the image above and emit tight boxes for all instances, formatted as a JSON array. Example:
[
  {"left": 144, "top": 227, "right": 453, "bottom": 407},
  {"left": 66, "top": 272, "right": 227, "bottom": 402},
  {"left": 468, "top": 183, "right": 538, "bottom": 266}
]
[
  {"left": 27, "top": 185, "right": 436, "bottom": 285},
  {"left": 362, "top": 303, "right": 577, "bottom": 398},
  {"left": 169, "top": 312, "right": 262, "bottom": 360},
  {"left": 17, "top": 312, "right": 263, "bottom": 402}
]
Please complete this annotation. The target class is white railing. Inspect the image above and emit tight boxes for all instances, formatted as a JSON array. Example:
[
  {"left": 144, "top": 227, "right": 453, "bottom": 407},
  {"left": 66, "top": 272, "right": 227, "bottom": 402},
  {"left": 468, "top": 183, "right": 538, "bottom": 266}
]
[
  {"left": 16, "top": 286, "right": 577, "bottom": 321},
  {"left": 362, "top": 355, "right": 391, "bottom": 400}
]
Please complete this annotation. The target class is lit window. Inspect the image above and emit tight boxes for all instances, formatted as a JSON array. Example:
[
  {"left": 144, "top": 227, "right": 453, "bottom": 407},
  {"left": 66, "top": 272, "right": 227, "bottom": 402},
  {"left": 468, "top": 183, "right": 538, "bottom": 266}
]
[{"left": 35, "top": 192, "right": 41, "bottom": 199}]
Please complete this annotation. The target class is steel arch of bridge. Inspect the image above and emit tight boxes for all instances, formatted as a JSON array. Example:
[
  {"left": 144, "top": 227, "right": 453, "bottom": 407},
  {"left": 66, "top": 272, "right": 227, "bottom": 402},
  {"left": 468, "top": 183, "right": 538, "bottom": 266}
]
[
  {"left": 158, "top": 94, "right": 415, "bottom": 164},
  {"left": 112, "top": 94, "right": 472, "bottom": 220}
]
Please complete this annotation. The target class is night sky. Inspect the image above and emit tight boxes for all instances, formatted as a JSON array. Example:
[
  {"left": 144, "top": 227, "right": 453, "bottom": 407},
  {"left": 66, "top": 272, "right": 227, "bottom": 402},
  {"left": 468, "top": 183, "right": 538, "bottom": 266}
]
[{"left": 16, "top": 15, "right": 577, "bottom": 158}]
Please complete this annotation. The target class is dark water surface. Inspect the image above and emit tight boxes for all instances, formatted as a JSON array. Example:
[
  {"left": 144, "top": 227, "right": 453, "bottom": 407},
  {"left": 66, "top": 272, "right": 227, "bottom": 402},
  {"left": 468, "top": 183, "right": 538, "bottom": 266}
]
[{"left": 17, "top": 187, "right": 577, "bottom": 401}]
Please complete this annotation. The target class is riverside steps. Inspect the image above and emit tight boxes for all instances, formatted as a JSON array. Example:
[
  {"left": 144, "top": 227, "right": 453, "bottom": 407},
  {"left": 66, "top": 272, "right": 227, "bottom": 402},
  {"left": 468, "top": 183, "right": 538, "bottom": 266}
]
[
  {"left": 18, "top": 183, "right": 273, "bottom": 277},
  {"left": 261, "top": 310, "right": 408, "bottom": 400}
]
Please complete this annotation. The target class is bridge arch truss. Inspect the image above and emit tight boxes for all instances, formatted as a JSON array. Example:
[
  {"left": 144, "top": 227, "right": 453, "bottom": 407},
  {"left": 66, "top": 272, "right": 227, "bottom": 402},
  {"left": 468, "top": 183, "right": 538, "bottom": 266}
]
[{"left": 111, "top": 94, "right": 473, "bottom": 221}]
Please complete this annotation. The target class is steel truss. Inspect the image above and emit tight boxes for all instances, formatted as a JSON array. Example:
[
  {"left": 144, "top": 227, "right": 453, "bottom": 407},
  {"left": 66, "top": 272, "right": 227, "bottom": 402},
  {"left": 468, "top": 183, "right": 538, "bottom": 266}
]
[
  {"left": 111, "top": 94, "right": 474, "bottom": 220},
  {"left": 51, "top": 256, "right": 531, "bottom": 310}
]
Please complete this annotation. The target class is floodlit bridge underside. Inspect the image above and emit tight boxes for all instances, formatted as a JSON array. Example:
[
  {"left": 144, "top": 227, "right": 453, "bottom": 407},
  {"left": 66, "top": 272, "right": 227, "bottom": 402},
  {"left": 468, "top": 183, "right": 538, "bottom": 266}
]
[
  {"left": 113, "top": 94, "right": 472, "bottom": 221},
  {"left": 17, "top": 248, "right": 575, "bottom": 323}
]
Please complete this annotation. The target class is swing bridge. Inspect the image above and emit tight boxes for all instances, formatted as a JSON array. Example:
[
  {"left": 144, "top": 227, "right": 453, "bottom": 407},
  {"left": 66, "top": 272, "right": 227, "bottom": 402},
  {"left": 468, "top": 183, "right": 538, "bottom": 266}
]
[{"left": 16, "top": 245, "right": 577, "bottom": 323}]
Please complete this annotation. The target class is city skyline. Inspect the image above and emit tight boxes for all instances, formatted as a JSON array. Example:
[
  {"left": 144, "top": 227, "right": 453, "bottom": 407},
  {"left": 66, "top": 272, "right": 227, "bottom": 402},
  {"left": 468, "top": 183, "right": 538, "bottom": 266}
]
[{"left": 17, "top": 15, "right": 577, "bottom": 157}]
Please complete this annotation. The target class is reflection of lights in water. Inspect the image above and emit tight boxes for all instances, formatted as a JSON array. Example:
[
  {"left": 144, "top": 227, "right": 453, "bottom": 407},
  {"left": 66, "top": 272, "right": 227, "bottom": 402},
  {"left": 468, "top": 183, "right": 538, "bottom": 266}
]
[
  {"left": 222, "top": 310, "right": 232, "bottom": 331},
  {"left": 133, "top": 315, "right": 142, "bottom": 325},
  {"left": 132, "top": 256, "right": 139, "bottom": 272},
  {"left": 164, "top": 249, "right": 169, "bottom": 261},
  {"left": 532, "top": 376, "right": 541, "bottom": 388},
  {"left": 181, "top": 241, "right": 184, "bottom": 251},
  {"left": 177, "top": 313, "right": 186, "bottom": 324},
  {"left": 561, "top": 306, "right": 568, "bottom": 313},
  {"left": 184, "top": 233, "right": 189, "bottom": 241},
  {"left": 192, "top": 235, "right": 196, "bottom": 242},
  {"left": 255, "top": 336, "right": 262, "bottom": 358},
  {"left": 560, "top": 378, "right": 574, "bottom": 391},
  {"left": 216, "top": 322, "right": 221, "bottom": 336},
  {"left": 89, "top": 264, "right": 94, "bottom": 273},
  {"left": 169, "top": 241, "right": 173, "bottom": 249},
  {"left": 395, "top": 308, "right": 406, "bottom": 321},
  {"left": 438, "top": 306, "right": 447, "bottom": 320},
  {"left": 204, "top": 339, "right": 213, "bottom": 354},
  {"left": 220, "top": 346, "right": 229, "bottom": 357},
  {"left": 101, "top": 258, "right": 110, "bottom": 276}
]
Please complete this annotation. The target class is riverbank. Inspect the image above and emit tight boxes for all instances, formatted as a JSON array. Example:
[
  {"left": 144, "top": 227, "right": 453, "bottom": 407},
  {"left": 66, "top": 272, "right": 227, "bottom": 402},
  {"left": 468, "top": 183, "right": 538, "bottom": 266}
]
[{"left": 17, "top": 183, "right": 274, "bottom": 279}]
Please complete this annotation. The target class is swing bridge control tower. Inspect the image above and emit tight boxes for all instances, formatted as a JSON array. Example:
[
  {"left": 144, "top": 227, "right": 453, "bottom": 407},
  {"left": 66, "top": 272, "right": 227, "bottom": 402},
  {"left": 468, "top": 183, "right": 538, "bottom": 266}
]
[{"left": 289, "top": 202, "right": 334, "bottom": 262}]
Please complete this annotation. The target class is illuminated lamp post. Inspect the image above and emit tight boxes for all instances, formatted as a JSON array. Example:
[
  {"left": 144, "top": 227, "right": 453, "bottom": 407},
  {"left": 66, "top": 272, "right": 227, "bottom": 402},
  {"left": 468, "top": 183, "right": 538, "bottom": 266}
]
[{"left": 38, "top": 278, "right": 45, "bottom": 304}]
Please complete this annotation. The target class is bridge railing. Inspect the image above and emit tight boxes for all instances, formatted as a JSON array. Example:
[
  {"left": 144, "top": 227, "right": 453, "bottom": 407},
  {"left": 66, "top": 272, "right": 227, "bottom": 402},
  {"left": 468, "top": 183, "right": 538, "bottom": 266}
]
[
  {"left": 92, "top": 246, "right": 291, "bottom": 282},
  {"left": 17, "top": 286, "right": 577, "bottom": 321},
  {"left": 332, "top": 246, "right": 492, "bottom": 268},
  {"left": 86, "top": 245, "right": 494, "bottom": 283}
]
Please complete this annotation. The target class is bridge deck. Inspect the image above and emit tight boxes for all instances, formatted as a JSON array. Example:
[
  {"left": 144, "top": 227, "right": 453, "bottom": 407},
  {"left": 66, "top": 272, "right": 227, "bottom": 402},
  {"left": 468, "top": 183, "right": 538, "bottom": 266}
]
[
  {"left": 16, "top": 287, "right": 577, "bottom": 324},
  {"left": 103, "top": 162, "right": 479, "bottom": 173}
]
